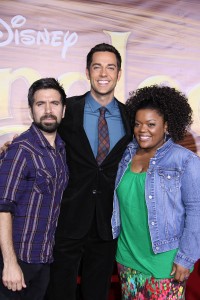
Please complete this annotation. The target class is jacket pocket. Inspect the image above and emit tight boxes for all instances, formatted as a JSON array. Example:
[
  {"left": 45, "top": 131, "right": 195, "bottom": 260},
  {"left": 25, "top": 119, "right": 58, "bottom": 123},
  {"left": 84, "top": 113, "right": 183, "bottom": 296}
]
[{"left": 158, "top": 169, "right": 180, "bottom": 192}]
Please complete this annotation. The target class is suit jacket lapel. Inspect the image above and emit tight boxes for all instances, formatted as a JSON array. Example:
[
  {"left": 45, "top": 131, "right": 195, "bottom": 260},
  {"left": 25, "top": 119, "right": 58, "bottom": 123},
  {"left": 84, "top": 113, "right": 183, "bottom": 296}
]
[
  {"left": 74, "top": 95, "right": 132, "bottom": 165},
  {"left": 74, "top": 95, "right": 97, "bottom": 162},
  {"left": 98, "top": 100, "right": 132, "bottom": 165},
  {"left": 117, "top": 100, "right": 132, "bottom": 137}
]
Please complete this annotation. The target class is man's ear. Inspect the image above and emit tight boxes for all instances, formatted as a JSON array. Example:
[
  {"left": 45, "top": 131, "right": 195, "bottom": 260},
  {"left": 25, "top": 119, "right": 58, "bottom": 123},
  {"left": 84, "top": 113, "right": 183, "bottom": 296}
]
[
  {"left": 29, "top": 106, "right": 33, "bottom": 120},
  {"left": 62, "top": 105, "right": 66, "bottom": 118},
  {"left": 86, "top": 68, "right": 90, "bottom": 80},
  {"left": 117, "top": 69, "right": 122, "bottom": 81}
]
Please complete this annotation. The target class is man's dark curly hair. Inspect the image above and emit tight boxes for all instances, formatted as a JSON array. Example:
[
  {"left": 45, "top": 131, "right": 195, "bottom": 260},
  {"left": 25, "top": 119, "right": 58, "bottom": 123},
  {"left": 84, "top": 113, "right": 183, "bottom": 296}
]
[{"left": 126, "top": 85, "right": 192, "bottom": 142}]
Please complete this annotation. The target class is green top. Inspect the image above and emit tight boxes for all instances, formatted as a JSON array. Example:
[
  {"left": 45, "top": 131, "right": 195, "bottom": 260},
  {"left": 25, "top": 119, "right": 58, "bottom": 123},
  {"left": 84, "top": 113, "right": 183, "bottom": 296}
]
[{"left": 116, "top": 163, "right": 177, "bottom": 279}]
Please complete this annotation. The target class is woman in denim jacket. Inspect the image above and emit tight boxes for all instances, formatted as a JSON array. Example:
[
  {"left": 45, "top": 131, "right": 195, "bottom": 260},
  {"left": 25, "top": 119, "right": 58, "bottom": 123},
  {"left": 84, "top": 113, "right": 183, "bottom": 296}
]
[{"left": 112, "top": 85, "right": 200, "bottom": 299}]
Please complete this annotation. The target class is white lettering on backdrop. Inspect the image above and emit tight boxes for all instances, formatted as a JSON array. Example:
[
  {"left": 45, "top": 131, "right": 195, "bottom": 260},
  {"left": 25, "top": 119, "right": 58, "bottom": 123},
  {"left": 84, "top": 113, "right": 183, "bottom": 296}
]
[{"left": 0, "top": 15, "right": 78, "bottom": 59}]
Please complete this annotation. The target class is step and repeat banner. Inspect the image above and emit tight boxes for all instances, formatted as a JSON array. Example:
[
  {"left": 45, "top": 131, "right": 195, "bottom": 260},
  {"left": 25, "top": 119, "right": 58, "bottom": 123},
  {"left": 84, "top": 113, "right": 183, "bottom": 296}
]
[{"left": 1, "top": 0, "right": 200, "bottom": 152}]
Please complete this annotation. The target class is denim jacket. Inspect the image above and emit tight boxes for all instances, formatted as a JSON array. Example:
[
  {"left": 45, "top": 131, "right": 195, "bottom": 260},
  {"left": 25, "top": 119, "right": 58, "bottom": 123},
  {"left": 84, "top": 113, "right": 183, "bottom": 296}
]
[{"left": 112, "top": 138, "right": 200, "bottom": 269}]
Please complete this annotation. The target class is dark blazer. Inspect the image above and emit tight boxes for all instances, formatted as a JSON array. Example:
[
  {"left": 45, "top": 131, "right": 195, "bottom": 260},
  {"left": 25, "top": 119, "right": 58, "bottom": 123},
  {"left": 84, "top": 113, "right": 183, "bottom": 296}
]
[{"left": 57, "top": 93, "right": 132, "bottom": 240}]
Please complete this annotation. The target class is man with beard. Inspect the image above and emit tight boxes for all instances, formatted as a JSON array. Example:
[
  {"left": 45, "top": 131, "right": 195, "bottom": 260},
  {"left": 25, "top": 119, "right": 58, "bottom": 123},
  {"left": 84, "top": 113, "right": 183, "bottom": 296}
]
[{"left": 0, "top": 78, "right": 68, "bottom": 300}]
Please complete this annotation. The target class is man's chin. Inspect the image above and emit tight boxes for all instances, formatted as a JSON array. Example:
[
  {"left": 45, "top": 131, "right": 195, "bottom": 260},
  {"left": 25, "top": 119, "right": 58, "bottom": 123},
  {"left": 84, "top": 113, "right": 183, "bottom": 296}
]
[
  {"left": 41, "top": 127, "right": 57, "bottom": 133},
  {"left": 94, "top": 90, "right": 114, "bottom": 97},
  {"left": 34, "top": 122, "right": 59, "bottom": 133}
]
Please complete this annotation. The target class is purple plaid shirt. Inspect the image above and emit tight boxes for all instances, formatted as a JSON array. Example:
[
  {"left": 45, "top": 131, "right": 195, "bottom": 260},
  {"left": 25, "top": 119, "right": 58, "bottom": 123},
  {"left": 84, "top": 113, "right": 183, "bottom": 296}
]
[{"left": 0, "top": 123, "right": 68, "bottom": 263}]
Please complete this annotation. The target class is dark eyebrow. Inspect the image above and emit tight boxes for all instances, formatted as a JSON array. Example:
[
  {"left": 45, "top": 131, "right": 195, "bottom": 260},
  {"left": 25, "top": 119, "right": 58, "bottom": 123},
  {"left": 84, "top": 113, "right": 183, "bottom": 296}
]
[
  {"left": 35, "top": 100, "right": 45, "bottom": 103},
  {"left": 91, "top": 63, "right": 117, "bottom": 67},
  {"left": 91, "top": 63, "right": 101, "bottom": 66},
  {"left": 107, "top": 64, "right": 116, "bottom": 67}
]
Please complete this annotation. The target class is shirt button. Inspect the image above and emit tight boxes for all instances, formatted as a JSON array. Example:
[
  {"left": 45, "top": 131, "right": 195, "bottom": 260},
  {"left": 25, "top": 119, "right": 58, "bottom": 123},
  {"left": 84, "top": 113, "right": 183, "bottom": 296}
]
[
  {"left": 92, "top": 190, "right": 97, "bottom": 194},
  {"left": 152, "top": 161, "right": 156, "bottom": 165},
  {"left": 149, "top": 195, "right": 152, "bottom": 199},
  {"left": 156, "top": 246, "right": 159, "bottom": 251},
  {"left": 151, "top": 222, "right": 155, "bottom": 225},
  {"left": 167, "top": 175, "right": 171, "bottom": 179}
]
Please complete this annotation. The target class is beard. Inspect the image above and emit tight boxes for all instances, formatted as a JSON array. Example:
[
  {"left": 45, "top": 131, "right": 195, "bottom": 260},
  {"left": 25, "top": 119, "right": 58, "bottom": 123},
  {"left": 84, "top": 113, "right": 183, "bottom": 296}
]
[{"left": 34, "top": 114, "right": 60, "bottom": 133}]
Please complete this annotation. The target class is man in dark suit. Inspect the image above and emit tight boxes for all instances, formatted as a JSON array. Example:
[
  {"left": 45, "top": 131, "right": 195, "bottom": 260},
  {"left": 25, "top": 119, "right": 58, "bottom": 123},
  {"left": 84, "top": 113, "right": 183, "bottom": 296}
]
[{"left": 48, "top": 43, "right": 132, "bottom": 300}]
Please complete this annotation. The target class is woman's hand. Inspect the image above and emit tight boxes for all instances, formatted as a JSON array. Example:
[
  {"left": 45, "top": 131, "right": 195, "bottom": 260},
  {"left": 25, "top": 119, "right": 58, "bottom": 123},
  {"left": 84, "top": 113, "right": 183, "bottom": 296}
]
[{"left": 171, "top": 263, "right": 190, "bottom": 281}]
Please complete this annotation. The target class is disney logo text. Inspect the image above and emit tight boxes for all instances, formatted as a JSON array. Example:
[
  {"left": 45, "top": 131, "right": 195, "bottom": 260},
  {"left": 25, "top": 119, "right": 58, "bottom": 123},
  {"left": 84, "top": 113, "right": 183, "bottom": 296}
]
[{"left": 0, "top": 15, "right": 78, "bottom": 59}]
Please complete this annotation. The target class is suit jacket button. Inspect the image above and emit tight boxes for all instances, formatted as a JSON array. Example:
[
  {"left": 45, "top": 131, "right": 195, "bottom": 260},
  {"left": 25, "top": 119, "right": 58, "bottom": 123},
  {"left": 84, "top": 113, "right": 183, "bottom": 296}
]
[{"left": 92, "top": 190, "right": 97, "bottom": 194}]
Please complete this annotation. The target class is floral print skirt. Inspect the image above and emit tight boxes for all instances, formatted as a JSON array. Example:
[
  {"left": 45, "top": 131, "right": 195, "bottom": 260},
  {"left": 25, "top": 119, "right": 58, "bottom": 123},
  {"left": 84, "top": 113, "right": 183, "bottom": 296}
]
[{"left": 117, "top": 263, "right": 186, "bottom": 300}]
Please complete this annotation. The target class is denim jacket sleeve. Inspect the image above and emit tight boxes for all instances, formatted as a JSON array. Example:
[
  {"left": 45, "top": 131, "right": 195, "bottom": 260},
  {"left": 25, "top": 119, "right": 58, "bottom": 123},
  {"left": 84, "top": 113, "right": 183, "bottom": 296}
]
[{"left": 174, "top": 153, "right": 200, "bottom": 269}]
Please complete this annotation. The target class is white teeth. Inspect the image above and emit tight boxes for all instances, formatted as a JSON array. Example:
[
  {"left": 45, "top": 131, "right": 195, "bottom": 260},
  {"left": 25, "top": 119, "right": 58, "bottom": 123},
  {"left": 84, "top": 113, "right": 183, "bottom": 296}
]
[
  {"left": 139, "top": 136, "right": 150, "bottom": 141},
  {"left": 98, "top": 80, "right": 108, "bottom": 84}
]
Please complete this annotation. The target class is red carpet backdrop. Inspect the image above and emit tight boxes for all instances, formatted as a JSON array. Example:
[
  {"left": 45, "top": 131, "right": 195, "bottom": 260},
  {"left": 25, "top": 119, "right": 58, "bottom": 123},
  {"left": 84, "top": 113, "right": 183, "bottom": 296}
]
[{"left": 1, "top": 0, "right": 200, "bottom": 298}]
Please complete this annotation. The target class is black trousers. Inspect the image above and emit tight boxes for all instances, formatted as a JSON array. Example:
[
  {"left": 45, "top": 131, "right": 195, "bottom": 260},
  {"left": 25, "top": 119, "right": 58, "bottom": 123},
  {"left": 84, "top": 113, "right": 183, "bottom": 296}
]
[
  {"left": 0, "top": 259, "right": 50, "bottom": 300},
  {"left": 46, "top": 224, "right": 117, "bottom": 300}
]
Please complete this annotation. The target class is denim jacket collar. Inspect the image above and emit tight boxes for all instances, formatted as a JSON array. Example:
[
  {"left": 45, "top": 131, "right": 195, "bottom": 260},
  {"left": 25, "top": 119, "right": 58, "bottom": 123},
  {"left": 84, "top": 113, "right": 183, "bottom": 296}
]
[{"left": 127, "top": 136, "right": 173, "bottom": 159}]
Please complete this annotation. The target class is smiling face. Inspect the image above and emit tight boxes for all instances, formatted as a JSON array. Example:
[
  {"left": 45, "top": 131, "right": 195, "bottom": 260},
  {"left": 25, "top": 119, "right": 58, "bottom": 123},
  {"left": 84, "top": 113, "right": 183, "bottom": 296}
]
[
  {"left": 86, "top": 51, "right": 121, "bottom": 103},
  {"left": 30, "top": 88, "right": 66, "bottom": 134},
  {"left": 134, "top": 108, "right": 168, "bottom": 152}
]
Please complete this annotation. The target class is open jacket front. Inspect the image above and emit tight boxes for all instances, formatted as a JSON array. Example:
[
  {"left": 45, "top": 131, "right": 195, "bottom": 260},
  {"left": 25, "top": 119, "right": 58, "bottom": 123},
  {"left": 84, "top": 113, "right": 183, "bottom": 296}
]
[{"left": 112, "top": 138, "right": 200, "bottom": 269}]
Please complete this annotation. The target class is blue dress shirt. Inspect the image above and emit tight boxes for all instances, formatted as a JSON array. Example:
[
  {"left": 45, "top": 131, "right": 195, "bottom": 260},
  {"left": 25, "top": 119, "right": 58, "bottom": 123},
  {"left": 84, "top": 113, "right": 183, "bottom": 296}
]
[{"left": 83, "top": 93, "right": 125, "bottom": 157}]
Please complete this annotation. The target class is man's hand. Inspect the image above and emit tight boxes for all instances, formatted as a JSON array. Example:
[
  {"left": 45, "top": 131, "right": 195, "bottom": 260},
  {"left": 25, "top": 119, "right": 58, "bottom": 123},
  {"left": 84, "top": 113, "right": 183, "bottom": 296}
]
[
  {"left": 2, "top": 260, "right": 26, "bottom": 291},
  {"left": 171, "top": 263, "right": 190, "bottom": 282},
  {"left": 0, "top": 135, "right": 18, "bottom": 154},
  {"left": 0, "top": 211, "right": 26, "bottom": 291}
]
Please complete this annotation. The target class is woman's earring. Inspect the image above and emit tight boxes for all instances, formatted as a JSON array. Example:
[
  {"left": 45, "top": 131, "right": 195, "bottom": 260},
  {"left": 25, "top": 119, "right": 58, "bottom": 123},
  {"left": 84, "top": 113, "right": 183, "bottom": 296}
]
[{"left": 164, "top": 131, "right": 169, "bottom": 142}]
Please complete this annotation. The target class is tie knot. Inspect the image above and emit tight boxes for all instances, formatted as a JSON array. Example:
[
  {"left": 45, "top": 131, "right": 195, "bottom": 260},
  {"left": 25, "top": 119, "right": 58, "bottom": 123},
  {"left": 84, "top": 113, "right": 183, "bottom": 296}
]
[{"left": 99, "top": 107, "right": 106, "bottom": 116}]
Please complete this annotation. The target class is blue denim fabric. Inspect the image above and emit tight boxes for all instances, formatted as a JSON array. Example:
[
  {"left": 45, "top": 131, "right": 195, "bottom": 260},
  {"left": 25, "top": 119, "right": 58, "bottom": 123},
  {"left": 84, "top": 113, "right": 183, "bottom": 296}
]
[{"left": 112, "top": 138, "right": 200, "bottom": 269}]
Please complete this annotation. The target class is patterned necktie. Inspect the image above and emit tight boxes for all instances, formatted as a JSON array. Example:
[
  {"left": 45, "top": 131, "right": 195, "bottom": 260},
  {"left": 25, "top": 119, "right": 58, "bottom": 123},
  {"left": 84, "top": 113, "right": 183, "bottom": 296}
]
[{"left": 96, "top": 107, "right": 110, "bottom": 165}]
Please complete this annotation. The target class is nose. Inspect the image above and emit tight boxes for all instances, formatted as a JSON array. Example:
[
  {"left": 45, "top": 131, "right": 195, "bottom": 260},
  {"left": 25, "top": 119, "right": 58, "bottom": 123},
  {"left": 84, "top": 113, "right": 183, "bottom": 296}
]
[
  {"left": 100, "top": 67, "right": 107, "bottom": 77},
  {"left": 45, "top": 102, "right": 52, "bottom": 113},
  {"left": 139, "top": 124, "right": 147, "bottom": 132}
]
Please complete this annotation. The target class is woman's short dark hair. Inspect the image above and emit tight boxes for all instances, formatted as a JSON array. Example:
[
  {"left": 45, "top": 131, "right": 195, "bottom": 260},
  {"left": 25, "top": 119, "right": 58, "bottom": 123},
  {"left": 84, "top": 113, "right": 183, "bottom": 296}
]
[
  {"left": 28, "top": 78, "right": 67, "bottom": 108},
  {"left": 126, "top": 85, "right": 192, "bottom": 142},
  {"left": 86, "top": 43, "right": 122, "bottom": 71}
]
